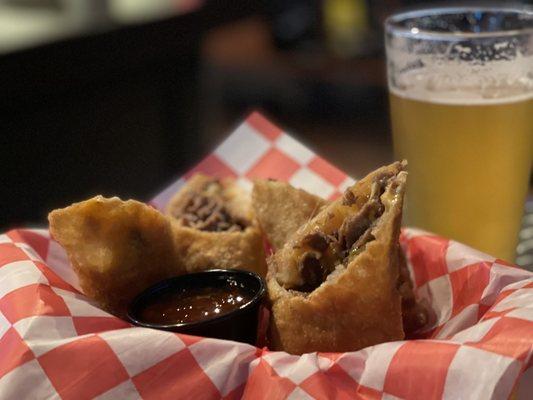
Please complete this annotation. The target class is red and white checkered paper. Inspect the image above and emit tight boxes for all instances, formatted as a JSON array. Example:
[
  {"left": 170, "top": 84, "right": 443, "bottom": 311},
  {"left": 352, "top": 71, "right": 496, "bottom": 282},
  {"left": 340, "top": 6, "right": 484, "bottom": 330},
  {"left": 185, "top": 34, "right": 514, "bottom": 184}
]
[{"left": 1, "top": 112, "right": 532, "bottom": 400}]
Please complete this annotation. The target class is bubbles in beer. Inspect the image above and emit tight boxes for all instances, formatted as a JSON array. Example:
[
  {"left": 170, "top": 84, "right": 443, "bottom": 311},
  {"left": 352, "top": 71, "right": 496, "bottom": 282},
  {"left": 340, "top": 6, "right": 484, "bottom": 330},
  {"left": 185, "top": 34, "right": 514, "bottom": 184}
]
[
  {"left": 386, "top": 9, "right": 533, "bottom": 105},
  {"left": 390, "top": 53, "right": 533, "bottom": 105}
]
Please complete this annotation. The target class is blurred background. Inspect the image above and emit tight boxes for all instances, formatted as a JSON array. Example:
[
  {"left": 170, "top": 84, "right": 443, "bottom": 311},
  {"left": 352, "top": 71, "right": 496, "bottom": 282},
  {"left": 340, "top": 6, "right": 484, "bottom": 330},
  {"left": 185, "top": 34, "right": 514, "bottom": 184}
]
[{"left": 1, "top": 0, "right": 531, "bottom": 263}]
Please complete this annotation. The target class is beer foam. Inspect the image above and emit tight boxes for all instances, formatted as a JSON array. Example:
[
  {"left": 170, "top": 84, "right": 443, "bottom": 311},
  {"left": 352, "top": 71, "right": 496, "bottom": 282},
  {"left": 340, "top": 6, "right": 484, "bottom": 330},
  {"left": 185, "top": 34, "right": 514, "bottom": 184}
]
[
  {"left": 390, "top": 86, "right": 533, "bottom": 105},
  {"left": 389, "top": 54, "right": 533, "bottom": 105}
]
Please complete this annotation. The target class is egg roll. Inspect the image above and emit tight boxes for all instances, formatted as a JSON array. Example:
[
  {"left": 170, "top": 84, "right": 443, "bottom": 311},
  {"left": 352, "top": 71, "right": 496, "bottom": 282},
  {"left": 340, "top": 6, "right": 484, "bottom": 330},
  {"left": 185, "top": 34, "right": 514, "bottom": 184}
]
[
  {"left": 252, "top": 179, "right": 326, "bottom": 251},
  {"left": 49, "top": 196, "right": 184, "bottom": 316},
  {"left": 267, "top": 162, "right": 407, "bottom": 354},
  {"left": 166, "top": 174, "right": 267, "bottom": 277}
]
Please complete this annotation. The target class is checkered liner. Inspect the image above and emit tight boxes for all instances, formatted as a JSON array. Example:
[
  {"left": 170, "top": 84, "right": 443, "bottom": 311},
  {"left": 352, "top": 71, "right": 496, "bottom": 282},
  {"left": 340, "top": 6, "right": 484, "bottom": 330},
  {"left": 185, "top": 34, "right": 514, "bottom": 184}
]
[{"left": 1, "top": 112, "right": 532, "bottom": 400}]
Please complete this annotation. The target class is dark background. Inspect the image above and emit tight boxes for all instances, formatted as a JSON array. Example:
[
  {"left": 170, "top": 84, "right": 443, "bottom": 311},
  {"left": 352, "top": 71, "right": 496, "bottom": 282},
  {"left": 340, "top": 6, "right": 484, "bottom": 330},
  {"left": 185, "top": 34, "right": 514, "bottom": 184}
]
[{"left": 1, "top": 0, "right": 531, "bottom": 231}]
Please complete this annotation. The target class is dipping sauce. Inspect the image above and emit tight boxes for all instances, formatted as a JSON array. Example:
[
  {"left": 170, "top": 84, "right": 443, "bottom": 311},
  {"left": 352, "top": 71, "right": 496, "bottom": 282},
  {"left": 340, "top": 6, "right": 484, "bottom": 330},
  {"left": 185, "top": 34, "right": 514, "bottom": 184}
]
[
  {"left": 138, "top": 280, "right": 254, "bottom": 325},
  {"left": 128, "top": 270, "right": 266, "bottom": 344}
]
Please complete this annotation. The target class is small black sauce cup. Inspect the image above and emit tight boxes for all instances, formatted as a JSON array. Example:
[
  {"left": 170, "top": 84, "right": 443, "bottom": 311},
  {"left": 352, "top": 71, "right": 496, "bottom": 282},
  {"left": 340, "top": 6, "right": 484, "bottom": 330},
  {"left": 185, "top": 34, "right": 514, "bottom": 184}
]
[{"left": 127, "top": 269, "right": 266, "bottom": 346}]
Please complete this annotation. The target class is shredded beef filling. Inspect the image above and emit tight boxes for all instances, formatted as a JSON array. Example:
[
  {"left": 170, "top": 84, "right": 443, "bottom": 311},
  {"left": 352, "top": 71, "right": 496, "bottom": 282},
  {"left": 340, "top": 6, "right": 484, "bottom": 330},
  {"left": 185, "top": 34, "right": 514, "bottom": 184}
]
[
  {"left": 174, "top": 184, "right": 246, "bottom": 232},
  {"left": 342, "top": 190, "right": 357, "bottom": 206},
  {"left": 292, "top": 177, "right": 389, "bottom": 292},
  {"left": 303, "top": 232, "right": 329, "bottom": 252},
  {"left": 286, "top": 170, "right": 427, "bottom": 331},
  {"left": 298, "top": 251, "right": 327, "bottom": 291}
]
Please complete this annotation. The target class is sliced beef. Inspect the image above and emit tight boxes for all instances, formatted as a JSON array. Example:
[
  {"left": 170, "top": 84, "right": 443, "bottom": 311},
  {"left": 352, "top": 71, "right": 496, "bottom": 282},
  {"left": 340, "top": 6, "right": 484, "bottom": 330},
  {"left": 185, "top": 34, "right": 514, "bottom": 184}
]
[
  {"left": 297, "top": 251, "right": 327, "bottom": 291},
  {"left": 339, "top": 211, "right": 373, "bottom": 251},
  {"left": 339, "top": 180, "right": 385, "bottom": 251},
  {"left": 350, "top": 230, "right": 375, "bottom": 254},
  {"left": 177, "top": 191, "right": 245, "bottom": 232},
  {"left": 294, "top": 176, "right": 392, "bottom": 292},
  {"left": 303, "top": 232, "right": 329, "bottom": 252},
  {"left": 342, "top": 190, "right": 357, "bottom": 206}
]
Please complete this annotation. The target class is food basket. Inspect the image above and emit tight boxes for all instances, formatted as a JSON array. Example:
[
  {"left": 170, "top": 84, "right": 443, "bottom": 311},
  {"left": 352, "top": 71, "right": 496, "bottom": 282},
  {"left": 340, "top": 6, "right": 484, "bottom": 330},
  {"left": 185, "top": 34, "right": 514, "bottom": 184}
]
[{"left": 1, "top": 113, "right": 531, "bottom": 400}]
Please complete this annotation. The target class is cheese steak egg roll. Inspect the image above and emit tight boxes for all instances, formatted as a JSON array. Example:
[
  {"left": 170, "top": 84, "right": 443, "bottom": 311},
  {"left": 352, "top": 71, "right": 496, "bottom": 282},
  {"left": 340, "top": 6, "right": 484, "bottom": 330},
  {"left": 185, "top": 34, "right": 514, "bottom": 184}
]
[
  {"left": 49, "top": 196, "right": 184, "bottom": 316},
  {"left": 252, "top": 179, "right": 327, "bottom": 251},
  {"left": 166, "top": 174, "right": 267, "bottom": 277},
  {"left": 268, "top": 162, "right": 407, "bottom": 354}
]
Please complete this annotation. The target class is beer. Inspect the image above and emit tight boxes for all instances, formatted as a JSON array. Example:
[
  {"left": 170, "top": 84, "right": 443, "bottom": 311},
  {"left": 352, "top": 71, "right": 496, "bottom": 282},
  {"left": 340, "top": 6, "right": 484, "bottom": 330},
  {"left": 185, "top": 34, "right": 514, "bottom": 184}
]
[
  {"left": 390, "top": 91, "right": 532, "bottom": 261},
  {"left": 385, "top": 8, "right": 533, "bottom": 261}
]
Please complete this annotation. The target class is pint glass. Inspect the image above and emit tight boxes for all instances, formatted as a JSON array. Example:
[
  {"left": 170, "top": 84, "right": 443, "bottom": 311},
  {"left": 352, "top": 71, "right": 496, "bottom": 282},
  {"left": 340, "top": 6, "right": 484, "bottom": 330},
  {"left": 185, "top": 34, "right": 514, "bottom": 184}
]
[{"left": 385, "top": 8, "right": 533, "bottom": 261}]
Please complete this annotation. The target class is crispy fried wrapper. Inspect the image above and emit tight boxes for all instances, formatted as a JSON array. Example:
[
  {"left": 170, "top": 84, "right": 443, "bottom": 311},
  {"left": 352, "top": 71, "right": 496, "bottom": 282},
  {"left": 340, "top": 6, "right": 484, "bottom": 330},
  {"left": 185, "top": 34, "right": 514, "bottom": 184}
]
[
  {"left": 49, "top": 178, "right": 267, "bottom": 316},
  {"left": 165, "top": 174, "right": 266, "bottom": 277},
  {"left": 252, "top": 179, "right": 326, "bottom": 251},
  {"left": 267, "top": 162, "right": 407, "bottom": 354},
  {"left": 48, "top": 196, "right": 184, "bottom": 316},
  {"left": 253, "top": 172, "right": 427, "bottom": 337}
]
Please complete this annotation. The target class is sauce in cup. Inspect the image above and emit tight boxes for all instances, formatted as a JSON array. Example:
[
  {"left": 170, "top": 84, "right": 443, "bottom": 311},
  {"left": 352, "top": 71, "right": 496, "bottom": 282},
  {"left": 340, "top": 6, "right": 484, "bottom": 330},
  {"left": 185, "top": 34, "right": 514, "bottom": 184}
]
[
  {"left": 138, "top": 283, "right": 254, "bottom": 325},
  {"left": 127, "top": 269, "right": 265, "bottom": 345}
]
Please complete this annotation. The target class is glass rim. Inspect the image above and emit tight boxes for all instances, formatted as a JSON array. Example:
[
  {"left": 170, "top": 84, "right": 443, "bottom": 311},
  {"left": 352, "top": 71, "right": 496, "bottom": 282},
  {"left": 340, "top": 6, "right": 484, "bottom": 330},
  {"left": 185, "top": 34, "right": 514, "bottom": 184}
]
[{"left": 385, "top": 6, "right": 533, "bottom": 40}]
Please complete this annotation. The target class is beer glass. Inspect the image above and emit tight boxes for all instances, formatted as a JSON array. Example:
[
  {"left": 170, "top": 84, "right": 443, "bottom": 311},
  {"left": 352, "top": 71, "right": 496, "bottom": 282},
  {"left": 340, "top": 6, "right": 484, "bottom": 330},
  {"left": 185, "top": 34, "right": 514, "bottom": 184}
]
[{"left": 385, "top": 8, "right": 532, "bottom": 261}]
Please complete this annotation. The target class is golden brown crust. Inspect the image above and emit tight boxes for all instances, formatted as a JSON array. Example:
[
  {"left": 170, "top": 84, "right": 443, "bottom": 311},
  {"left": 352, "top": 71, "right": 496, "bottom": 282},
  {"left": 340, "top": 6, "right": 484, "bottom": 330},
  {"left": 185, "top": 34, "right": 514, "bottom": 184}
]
[
  {"left": 253, "top": 174, "right": 426, "bottom": 336},
  {"left": 267, "top": 162, "right": 407, "bottom": 354},
  {"left": 165, "top": 173, "right": 267, "bottom": 277},
  {"left": 48, "top": 196, "right": 184, "bottom": 316},
  {"left": 171, "top": 225, "right": 267, "bottom": 277},
  {"left": 49, "top": 191, "right": 267, "bottom": 317},
  {"left": 252, "top": 180, "right": 326, "bottom": 251}
]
